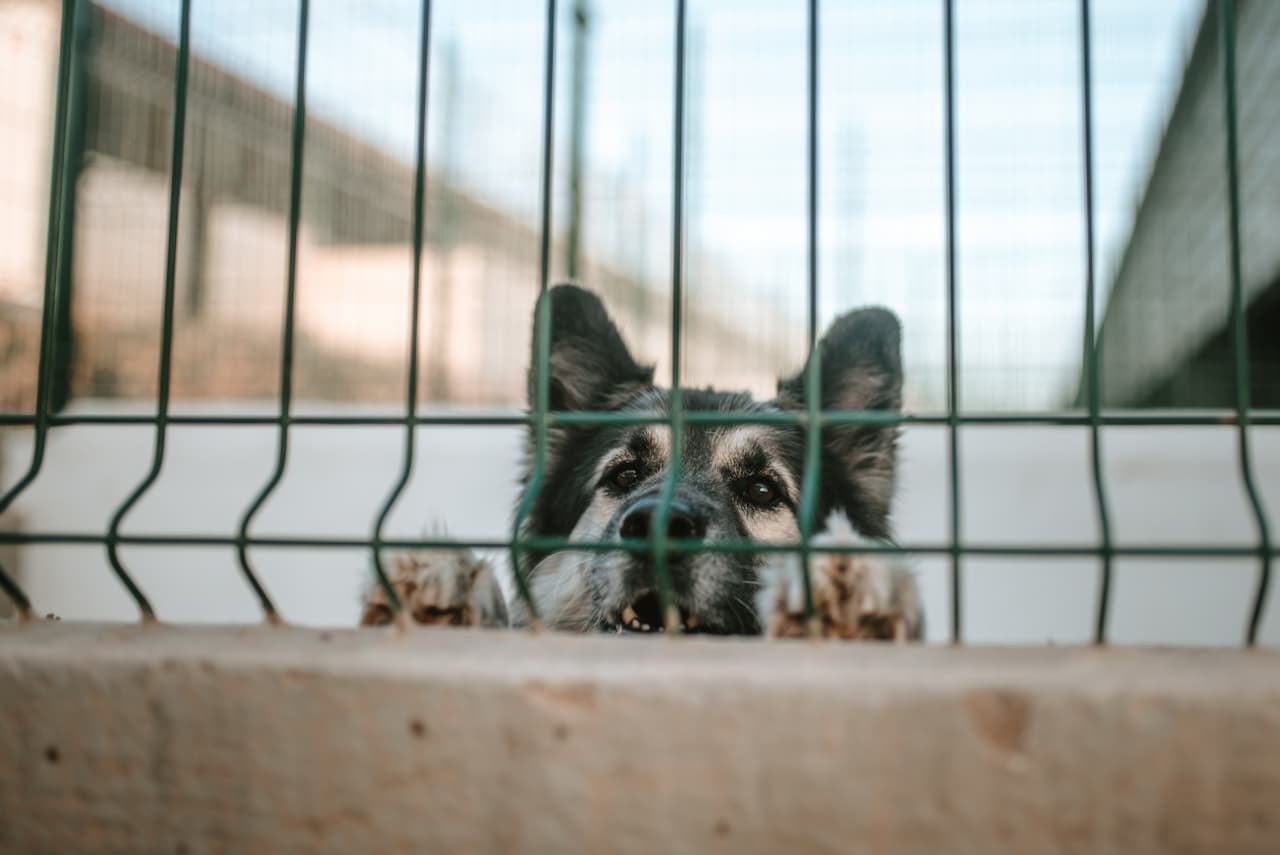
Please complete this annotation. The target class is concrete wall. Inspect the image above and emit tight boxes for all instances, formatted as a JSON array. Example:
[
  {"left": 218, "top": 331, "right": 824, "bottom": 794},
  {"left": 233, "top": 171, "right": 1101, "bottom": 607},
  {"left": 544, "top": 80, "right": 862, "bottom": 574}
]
[{"left": 2, "top": 623, "right": 1279, "bottom": 853}]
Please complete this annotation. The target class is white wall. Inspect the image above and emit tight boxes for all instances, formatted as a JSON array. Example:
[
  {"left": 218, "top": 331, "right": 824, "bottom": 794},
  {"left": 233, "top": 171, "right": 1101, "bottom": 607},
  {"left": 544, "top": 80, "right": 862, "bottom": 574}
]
[{"left": 3, "top": 400, "right": 1279, "bottom": 646}]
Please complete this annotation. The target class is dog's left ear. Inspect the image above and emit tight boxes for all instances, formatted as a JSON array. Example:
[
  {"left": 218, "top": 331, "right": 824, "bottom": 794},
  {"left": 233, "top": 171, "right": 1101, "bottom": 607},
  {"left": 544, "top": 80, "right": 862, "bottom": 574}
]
[{"left": 775, "top": 307, "right": 903, "bottom": 538}]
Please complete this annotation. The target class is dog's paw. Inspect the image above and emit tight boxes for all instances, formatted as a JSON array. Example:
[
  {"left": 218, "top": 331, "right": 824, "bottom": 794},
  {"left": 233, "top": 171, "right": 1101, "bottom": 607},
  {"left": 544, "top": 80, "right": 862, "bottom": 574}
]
[
  {"left": 758, "top": 512, "right": 923, "bottom": 641},
  {"left": 360, "top": 549, "right": 508, "bottom": 628}
]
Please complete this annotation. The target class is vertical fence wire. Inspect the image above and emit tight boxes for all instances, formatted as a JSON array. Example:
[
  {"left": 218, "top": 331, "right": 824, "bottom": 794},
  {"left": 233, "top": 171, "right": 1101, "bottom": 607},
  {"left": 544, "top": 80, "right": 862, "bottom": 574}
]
[
  {"left": 1079, "top": 0, "right": 1115, "bottom": 644},
  {"left": 1217, "top": 0, "right": 1273, "bottom": 646},
  {"left": 101, "top": 0, "right": 202, "bottom": 621},
  {"left": 794, "top": 0, "right": 821, "bottom": 632},
  {"left": 0, "top": 0, "right": 82, "bottom": 617},
  {"left": 508, "top": 0, "right": 560, "bottom": 626},
  {"left": 942, "top": 0, "right": 962, "bottom": 642},
  {"left": 369, "top": 0, "right": 435, "bottom": 620},
  {"left": 235, "top": 0, "right": 314, "bottom": 623},
  {"left": 648, "top": 0, "right": 687, "bottom": 633},
  {"left": 0, "top": 0, "right": 76, "bottom": 518}
]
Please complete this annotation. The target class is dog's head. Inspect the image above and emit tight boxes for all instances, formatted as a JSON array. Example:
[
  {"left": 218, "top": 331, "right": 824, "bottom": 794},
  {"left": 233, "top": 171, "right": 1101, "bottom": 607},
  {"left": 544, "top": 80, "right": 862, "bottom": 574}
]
[{"left": 513, "top": 284, "right": 902, "bottom": 635}]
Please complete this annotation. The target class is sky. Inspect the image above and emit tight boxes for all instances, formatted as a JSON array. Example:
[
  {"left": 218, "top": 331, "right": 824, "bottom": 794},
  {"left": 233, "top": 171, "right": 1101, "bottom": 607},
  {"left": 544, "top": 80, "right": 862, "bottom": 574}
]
[{"left": 100, "top": 0, "right": 1205, "bottom": 410}]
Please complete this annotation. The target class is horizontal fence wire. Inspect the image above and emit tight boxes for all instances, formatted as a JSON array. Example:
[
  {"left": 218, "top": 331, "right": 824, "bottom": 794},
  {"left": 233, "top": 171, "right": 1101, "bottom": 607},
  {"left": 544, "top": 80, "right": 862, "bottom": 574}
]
[
  {"left": 3, "top": 531, "right": 1275, "bottom": 559},
  {"left": 0, "top": 1, "right": 1276, "bottom": 642},
  {"left": 9, "top": 411, "right": 1278, "bottom": 429}
]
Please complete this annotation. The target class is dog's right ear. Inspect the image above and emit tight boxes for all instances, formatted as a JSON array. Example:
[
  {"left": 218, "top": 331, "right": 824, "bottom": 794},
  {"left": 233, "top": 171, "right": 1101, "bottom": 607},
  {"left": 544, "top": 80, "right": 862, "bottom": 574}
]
[
  {"left": 529, "top": 284, "right": 653, "bottom": 410},
  {"left": 775, "top": 306, "right": 903, "bottom": 539}
]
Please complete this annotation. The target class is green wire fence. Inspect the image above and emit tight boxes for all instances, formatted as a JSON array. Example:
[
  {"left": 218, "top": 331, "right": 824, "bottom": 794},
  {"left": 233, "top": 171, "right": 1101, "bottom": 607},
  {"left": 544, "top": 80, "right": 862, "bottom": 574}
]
[{"left": 0, "top": 0, "right": 1274, "bottom": 645}]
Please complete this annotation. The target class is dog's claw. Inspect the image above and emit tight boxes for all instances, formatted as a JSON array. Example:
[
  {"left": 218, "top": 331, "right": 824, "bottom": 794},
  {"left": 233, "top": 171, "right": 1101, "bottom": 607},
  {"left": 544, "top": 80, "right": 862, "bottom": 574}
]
[
  {"left": 360, "top": 549, "right": 508, "bottom": 629},
  {"left": 759, "top": 512, "right": 923, "bottom": 642}
]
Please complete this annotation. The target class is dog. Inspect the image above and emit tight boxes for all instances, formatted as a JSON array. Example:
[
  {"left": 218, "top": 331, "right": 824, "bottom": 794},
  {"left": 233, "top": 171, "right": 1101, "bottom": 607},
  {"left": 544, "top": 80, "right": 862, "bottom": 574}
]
[{"left": 361, "top": 284, "right": 922, "bottom": 640}]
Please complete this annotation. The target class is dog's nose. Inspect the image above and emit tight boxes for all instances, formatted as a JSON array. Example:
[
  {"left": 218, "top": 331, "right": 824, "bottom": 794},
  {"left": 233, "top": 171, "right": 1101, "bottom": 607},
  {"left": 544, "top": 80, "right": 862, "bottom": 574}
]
[{"left": 619, "top": 496, "right": 707, "bottom": 541}]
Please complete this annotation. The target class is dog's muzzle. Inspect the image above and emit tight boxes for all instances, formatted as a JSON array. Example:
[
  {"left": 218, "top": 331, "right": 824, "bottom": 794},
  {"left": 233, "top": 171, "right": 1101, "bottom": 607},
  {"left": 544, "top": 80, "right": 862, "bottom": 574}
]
[
  {"left": 612, "top": 590, "right": 705, "bottom": 633},
  {"left": 609, "top": 493, "right": 714, "bottom": 634}
]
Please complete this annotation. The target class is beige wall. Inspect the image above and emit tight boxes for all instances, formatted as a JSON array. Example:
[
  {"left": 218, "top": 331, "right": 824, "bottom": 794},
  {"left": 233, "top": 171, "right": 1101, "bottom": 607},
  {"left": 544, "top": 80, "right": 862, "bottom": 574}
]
[
  {"left": 65, "top": 152, "right": 799, "bottom": 405},
  {"left": 0, "top": 0, "right": 59, "bottom": 306},
  {"left": 0, "top": 1, "right": 800, "bottom": 407}
]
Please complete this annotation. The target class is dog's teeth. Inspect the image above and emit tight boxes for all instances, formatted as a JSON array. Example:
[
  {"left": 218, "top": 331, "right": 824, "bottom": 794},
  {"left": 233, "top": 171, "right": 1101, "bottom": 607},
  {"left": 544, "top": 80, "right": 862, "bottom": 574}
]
[{"left": 621, "top": 605, "right": 638, "bottom": 626}]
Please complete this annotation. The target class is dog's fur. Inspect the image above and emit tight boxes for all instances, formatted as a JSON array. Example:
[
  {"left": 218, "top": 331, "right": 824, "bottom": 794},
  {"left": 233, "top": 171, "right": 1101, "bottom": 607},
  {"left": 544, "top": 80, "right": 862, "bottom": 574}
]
[{"left": 361, "top": 284, "right": 922, "bottom": 640}]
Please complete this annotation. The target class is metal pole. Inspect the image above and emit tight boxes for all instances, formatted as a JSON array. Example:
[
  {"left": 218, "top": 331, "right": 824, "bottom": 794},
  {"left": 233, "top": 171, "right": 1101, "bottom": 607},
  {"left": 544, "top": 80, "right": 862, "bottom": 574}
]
[{"left": 566, "top": 0, "right": 591, "bottom": 280}]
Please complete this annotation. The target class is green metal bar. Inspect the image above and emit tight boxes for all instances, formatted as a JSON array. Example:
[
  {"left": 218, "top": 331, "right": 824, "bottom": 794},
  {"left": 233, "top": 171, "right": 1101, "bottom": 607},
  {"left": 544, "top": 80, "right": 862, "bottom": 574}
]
[
  {"left": 796, "top": 357, "right": 822, "bottom": 631},
  {"left": 47, "top": 0, "right": 88, "bottom": 420},
  {"left": 0, "top": 562, "right": 28, "bottom": 619},
  {"left": 5, "top": 529, "right": 1278, "bottom": 560},
  {"left": 1079, "top": 0, "right": 1115, "bottom": 644},
  {"left": 1218, "top": 0, "right": 1273, "bottom": 646},
  {"left": 942, "top": 0, "right": 962, "bottom": 643},
  {"left": 235, "top": 0, "right": 314, "bottom": 623},
  {"left": 5, "top": 410, "right": 1280, "bottom": 429},
  {"left": 794, "top": 0, "right": 821, "bottom": 633},
  {"left": 103, "top": 0, "right": 205, "bottom": 621},
  {"left": 647, "top": 0, "right": 688, "bottom": 634},
  {"left": 508, "top": 0, "right": 560, "bottom": 626},
  {"left": 369, "top": 0, "right": 435, "bottom": 620},
  {"left": 566, "top": 0, "right": 589, "bottom": 279},
  {"left": 0, "top": 0, "right": 82, "bottom": 618}
]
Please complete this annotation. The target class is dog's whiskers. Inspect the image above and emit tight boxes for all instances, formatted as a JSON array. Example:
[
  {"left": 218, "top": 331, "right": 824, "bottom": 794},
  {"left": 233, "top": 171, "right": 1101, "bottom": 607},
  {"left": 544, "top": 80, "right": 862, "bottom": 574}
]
[{"left": 728, "top": 593, "right": 759, "bottom": 634}]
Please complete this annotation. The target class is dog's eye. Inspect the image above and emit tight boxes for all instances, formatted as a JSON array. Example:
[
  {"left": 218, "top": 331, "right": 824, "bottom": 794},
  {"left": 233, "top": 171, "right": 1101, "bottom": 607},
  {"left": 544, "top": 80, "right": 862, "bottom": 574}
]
[
  {"left": 740, "top": 478, "right": 780, "bottom": 508},
  {"left": 610, "top": 467, "right": 640, "bottom": 491}
]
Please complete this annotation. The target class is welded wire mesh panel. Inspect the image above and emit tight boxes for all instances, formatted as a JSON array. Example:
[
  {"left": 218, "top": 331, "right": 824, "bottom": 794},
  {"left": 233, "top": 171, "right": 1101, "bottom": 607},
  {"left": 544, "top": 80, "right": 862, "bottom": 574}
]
[{"left": 0, "top": 0, "right": 1275, "bottom": 645}]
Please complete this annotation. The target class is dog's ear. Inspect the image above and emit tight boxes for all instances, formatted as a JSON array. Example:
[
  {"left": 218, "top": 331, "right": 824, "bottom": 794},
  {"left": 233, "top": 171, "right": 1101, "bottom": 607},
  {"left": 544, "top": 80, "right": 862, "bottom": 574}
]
[
  {"left": 775, "top": 307, "right": 903, "bottom": 538},
  {"left": 530, "top": 284, "right": 653, "bottom": 410}
]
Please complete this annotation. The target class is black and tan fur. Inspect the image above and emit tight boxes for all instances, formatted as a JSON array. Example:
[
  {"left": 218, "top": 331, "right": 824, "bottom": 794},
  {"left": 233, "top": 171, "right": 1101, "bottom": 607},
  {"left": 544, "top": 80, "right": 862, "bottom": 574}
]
[{"left": 362, "top": 284, "right": 922, "bottom": 640}]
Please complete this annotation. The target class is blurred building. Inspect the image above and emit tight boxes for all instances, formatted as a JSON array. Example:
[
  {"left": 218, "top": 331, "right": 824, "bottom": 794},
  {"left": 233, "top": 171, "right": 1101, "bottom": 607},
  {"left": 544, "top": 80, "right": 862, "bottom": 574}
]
[
  {"left": 1095, "top": 0, "right": 1280, "bottom": 408},
  {"left": 0, "top": 0, "right": 796, "bottom": 412}
]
